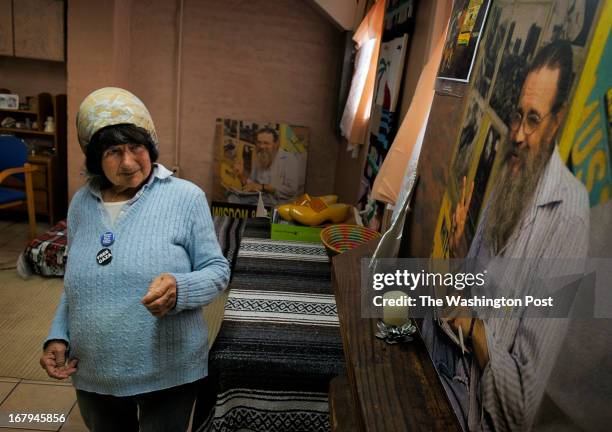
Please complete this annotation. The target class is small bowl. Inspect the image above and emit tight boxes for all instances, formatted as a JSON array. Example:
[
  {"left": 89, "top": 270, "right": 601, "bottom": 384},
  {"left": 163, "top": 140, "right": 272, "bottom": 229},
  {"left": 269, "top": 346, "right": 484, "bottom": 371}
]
[{"left": 320, "top": 224, "right": 381, "bottom": 258}]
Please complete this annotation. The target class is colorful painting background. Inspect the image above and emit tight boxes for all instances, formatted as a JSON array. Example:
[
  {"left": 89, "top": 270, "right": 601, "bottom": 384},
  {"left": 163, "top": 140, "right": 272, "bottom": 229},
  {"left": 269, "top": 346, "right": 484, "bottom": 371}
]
[
  {"left": 561, "top": 6, "right": 612, "bottom": 206},
  {"left": 438, "top": 0, "right": 491, "bottom": 82}
]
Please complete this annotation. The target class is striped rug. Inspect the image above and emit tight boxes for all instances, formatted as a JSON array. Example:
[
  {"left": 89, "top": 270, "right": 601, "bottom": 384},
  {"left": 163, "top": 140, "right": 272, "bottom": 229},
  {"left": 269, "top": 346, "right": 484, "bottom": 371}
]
[{"left": 194, "top": 218, "right": 345, "bottom": 432}]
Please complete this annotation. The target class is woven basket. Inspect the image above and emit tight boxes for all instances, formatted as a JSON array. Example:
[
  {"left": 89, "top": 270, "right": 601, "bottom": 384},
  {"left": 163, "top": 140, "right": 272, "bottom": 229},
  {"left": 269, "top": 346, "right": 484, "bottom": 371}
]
[{"left": 320, "top": 224, "right": 381, "bottom": 257}]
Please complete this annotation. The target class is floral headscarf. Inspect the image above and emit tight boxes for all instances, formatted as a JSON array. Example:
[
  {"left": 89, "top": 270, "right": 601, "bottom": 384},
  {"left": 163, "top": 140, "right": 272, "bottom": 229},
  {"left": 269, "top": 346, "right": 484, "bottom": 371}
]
[{"left": 76, "top": 87, "right": 158, "bottom": 154}]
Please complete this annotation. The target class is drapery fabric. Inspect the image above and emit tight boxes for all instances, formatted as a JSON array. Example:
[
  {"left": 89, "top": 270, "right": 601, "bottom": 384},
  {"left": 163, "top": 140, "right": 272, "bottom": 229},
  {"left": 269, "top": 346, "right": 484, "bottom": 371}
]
[
  {"left": 339, "top": 0, "right": 386, "bottom": 150},
  {"left": 371, "top": 2, "right": 452, "bottom": 204}
]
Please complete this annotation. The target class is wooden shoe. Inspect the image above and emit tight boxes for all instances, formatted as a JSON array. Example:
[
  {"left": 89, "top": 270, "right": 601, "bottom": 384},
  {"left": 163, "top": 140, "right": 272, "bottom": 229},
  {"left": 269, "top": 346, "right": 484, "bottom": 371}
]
[
  {"left": 277, "top": 194, "right": 339, "bottom": 221},
  {"left": 289, "top": 203, "right": 351, "bottom": 226}
]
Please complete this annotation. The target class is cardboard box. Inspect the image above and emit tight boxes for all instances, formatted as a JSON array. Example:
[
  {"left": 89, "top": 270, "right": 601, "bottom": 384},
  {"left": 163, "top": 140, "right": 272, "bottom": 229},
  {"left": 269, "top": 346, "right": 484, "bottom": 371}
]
[
  {"left": 270, "top": 209, "right": 321, "bottom": 243},
  {"left": 270, "top": 208, "right": 357, "bottom": 243},
  {"left": 271, "top": 222, "right": 324, "bottom": 243}
]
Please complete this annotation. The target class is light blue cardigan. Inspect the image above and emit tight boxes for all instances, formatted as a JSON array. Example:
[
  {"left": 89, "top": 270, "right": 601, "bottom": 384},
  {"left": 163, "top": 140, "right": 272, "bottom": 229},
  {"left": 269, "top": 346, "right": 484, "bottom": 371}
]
[{"left": 46, "top": 164, "right": 230, "bottom": 396}]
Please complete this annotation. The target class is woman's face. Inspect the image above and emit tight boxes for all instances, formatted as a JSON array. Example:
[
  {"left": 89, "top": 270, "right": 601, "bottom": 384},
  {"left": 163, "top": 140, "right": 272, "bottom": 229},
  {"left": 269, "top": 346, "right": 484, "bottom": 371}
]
[{"left": 101, "top": 143, "right": 152, "bottom": 189}]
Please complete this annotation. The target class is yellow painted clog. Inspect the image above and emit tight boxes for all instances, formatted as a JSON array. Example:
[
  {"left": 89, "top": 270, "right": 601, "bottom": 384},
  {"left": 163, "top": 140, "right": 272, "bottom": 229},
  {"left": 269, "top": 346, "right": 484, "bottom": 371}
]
[
  {"left": 318, "top": 195, "right": 339, "bottom": 205},
  {"left": 277, "top": 194, "right": 339, "bottom": 221},
  {"left": 289, "top": 203, "right": 351, "bottom": 226},
  {"left": 277, "top": 205, "right": 294, "bottom": 221}
]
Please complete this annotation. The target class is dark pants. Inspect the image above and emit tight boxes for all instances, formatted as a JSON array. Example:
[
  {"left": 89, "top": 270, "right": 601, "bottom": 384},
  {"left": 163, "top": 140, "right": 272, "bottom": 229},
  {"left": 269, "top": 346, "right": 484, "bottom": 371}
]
[{"left": 76, "top": 379, "right": 205, "bottom": 432}]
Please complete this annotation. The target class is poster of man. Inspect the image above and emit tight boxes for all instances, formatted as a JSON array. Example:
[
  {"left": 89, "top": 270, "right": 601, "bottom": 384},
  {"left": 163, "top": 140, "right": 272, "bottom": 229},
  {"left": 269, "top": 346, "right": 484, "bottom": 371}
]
[
  {"left": 432, "top": 0, "right": 602, "bottom": 257},
  {"left": 426, "top": 0, "right": 606, "bottom": 430},
  {"left": 213, "top": 118, "right": 308, "bottom": 213}
]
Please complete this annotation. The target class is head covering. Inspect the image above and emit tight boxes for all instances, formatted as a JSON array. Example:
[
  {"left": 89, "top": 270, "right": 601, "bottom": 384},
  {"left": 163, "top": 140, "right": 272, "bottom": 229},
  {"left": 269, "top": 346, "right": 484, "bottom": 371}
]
[{"left": 76, "top": 87, "right": 158, "bottom": 154}]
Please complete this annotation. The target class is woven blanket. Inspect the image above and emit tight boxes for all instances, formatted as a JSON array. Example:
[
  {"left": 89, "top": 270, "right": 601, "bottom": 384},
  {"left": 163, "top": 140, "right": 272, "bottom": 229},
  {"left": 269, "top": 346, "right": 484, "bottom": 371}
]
[
  {"left": 213, "top": 215, "right": 247, "bottom": 276},
  {"left": 193, "top": 218, "right": 345, "bottom": 432},
  {"left": 20, "top": 220, "right": 68, "bottom": 277}
]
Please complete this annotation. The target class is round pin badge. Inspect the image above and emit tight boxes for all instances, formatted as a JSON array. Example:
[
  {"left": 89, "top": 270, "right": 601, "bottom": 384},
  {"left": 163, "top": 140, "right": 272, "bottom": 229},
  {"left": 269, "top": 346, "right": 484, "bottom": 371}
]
[
  {"left": 100, "top": 231, "right": 115, "bottom": 247},
  {"left": 96, "top": 248, "right": 113, "bottom": 266}
]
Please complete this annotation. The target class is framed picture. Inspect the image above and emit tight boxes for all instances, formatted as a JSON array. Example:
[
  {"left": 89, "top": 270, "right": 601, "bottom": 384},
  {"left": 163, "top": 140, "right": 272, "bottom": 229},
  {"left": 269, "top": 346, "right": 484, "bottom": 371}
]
[
  {"left": 212, "top": 118, "right": 309, "bottom": 217},
  {"left": 437, "top": 0, "right": 492, "bottom": 82},
  {"left": 433, "top": 0, "right": 603, "bottom": 260},
  {"left": 0, "top": 93, "right": 19, "bottom": 109}
]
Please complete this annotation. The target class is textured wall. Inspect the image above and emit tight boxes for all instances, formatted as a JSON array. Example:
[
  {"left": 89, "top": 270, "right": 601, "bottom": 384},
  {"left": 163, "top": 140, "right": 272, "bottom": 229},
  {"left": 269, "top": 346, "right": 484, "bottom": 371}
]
[
  {"left": 66, "top": 0, "right": 131, "bottom": 195},
  {"left": 0, "top": 57, "right": 66, "bottom": 98},
  {"left": 67, "top": 0, "right": 344, "bottom": 199},
  {"left": 176, "top": 0, "right": 343, "bottom": 195},
  {"left": 128, "top": 0, "right": 178, "bottom": 169}
]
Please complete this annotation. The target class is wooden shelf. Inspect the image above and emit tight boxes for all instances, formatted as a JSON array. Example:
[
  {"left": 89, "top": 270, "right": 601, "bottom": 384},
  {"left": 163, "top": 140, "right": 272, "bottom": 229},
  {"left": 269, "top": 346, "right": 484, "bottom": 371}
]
[
  {"left": 0, "top": 127, "right": 54, "bottom": 136},
  {"left": 329, "top": 375, "right": 358, "bottom": 432},
  {"left": 0, "top": 108, "right": 38, "bottom": 115},
  {"left": 332, "top": 240, "right": 460, "bottom": 431}
]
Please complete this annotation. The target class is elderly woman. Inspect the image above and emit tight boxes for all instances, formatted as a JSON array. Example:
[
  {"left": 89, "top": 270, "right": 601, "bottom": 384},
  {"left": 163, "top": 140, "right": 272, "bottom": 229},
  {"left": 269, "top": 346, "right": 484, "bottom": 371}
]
[{"left": 40, "top": 87, "right": 230, "bottom": 431}]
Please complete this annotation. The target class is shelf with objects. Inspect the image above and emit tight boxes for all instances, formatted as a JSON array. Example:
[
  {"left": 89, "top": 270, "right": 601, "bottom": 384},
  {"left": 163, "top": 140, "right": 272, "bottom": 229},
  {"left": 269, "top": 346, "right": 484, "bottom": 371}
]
[
  {"left": 0, "top": 92, "right": 67, "bottom": 224},
  {"left": 330, "top": 237, "right": 461, "bottom": 432}
]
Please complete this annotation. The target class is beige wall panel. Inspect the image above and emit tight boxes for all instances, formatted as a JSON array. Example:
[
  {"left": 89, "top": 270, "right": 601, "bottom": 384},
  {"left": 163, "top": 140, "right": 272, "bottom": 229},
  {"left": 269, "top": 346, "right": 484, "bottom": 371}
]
[
  {"left": 67, "top": 0, "right": 130, "bottom": 197},
  {"left": 177, "top": 0, "right": 342, "bottom": 196},
  {"left": 129, "top": 0, "right": 179, "bottom": 169},
  {"left": 0, "top": 0, "right": 13, "bottom": 56},
  {"left": 0, "top": 57, "right": 66, "bottom": 96},
  {"left": 14, "top": 0, "right": 64, "bottom": 61}
]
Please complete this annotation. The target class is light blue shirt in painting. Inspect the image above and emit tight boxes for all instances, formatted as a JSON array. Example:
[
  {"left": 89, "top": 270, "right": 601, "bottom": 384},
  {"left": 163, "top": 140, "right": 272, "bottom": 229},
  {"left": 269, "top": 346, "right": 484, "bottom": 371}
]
[
  {"left": 424, "top": 149, "right": 590, "bottom": 431},
  {"left": 250, "top": 149, "right": 303, "bottom": 205},
  {"left": 45, "top": 164, "right": 230, "bottom": 396},
  {"left": 474, "top": 149, "right": 589, "bottom": 431}
]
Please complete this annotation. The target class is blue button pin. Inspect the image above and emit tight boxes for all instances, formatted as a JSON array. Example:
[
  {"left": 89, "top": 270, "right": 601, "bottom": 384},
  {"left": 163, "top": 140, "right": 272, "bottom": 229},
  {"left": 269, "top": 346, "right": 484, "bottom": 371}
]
[{"left": 100, "top": 231, "right": 115, "bottom": 247}]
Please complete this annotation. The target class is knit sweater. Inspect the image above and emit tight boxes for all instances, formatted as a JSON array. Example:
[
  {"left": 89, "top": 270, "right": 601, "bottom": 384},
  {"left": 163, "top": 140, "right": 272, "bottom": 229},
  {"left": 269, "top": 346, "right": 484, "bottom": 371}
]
[{"left": 45, "top": 164, "right": 230, "bottom": 396}]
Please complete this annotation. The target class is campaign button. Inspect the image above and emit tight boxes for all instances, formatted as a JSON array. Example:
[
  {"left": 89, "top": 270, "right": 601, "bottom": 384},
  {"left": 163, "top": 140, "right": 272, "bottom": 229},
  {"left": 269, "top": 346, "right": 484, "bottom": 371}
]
[
  {"left": 96, "top": 248, "right": 113, "bottom": 266},
  {"left": 100, "top": 231, "right": 115, "bottom": 247}
]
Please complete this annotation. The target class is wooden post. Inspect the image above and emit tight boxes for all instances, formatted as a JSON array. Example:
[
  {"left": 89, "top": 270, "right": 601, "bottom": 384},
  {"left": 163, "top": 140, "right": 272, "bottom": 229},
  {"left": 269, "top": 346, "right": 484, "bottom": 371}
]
[{"left": 24, "top": 163, "right": 37, "bottom": 240}]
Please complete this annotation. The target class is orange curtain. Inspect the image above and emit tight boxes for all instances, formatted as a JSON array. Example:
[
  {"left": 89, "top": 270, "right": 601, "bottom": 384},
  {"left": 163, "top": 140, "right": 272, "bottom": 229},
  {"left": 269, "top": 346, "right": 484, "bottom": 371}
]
[
  {"left": 339, "top": 0, "right": 386, "bottom": 150},
  {"left": 371, "top": 3, "right": 451, "bottom": 204}
]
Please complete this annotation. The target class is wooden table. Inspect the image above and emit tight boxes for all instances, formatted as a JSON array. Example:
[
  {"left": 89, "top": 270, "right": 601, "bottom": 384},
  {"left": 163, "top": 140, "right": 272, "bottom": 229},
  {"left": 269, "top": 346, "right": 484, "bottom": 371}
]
[{"left": 331, "top": 239, "right": 460, "bottom": 431}]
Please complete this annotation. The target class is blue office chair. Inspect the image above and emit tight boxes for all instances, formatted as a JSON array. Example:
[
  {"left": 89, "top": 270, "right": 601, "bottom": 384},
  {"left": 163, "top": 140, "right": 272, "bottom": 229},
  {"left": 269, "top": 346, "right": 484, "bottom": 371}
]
[{"left": 0, "top": 135, "right": 38, "bottom": 239}]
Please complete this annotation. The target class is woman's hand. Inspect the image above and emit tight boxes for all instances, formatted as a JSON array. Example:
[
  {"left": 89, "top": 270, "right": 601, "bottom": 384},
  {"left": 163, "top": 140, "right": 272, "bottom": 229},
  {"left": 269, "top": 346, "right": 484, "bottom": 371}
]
[
  {"left": 142, "top": 273, "right": 177, "bottom": 317},
  {"left": 40, "top": 341, "right": 78, "bottom": 380}
]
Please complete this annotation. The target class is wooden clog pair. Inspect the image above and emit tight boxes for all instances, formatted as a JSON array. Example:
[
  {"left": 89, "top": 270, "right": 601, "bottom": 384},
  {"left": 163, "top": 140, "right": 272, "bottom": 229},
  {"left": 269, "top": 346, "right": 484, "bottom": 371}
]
[{"left": 277, "top": 194, "right": 351, "bottom": 226}]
